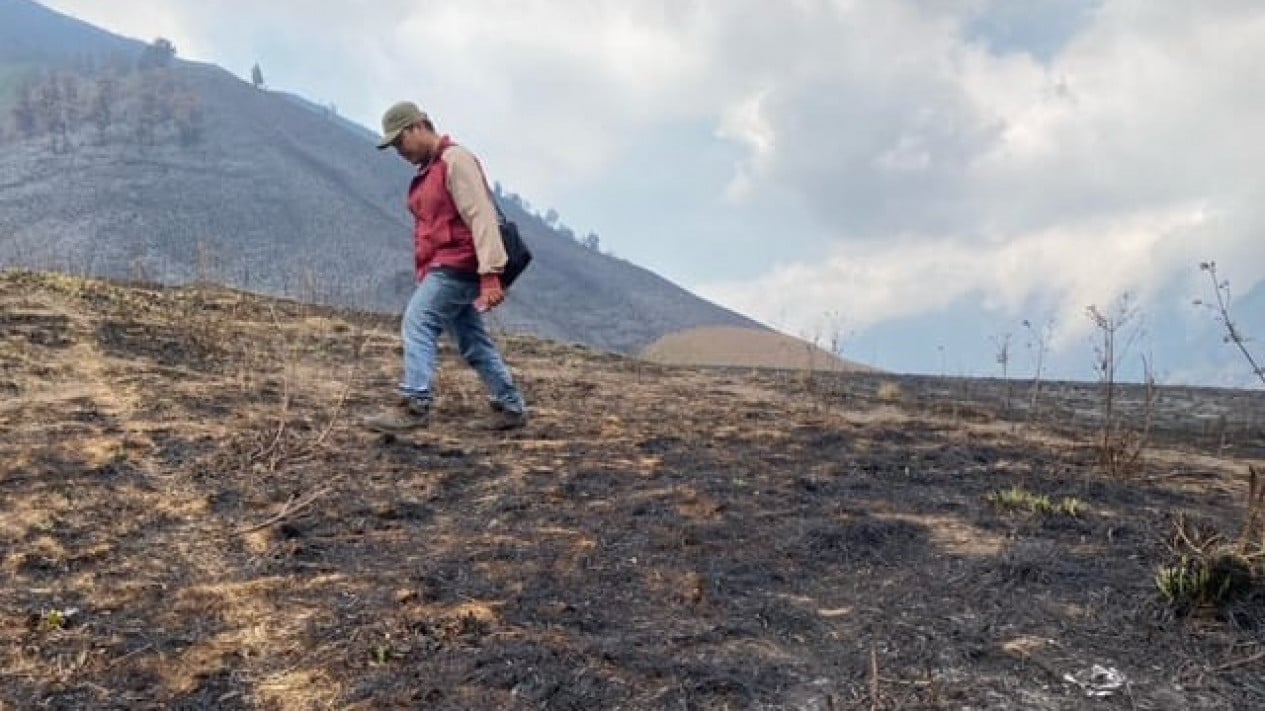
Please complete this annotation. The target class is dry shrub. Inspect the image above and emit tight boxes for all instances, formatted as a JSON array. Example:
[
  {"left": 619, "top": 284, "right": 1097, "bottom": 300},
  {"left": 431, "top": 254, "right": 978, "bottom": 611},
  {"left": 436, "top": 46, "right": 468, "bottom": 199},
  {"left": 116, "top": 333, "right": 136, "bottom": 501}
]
[
  {"left": 1156, "top": 467, "right": 1265, "bottom": 615},
  {"left": 876, "top": 381, "right": 903, "bottom": 403},
  {"left": 1085, "top": 295, "right": 1154, "bottom": 478}
]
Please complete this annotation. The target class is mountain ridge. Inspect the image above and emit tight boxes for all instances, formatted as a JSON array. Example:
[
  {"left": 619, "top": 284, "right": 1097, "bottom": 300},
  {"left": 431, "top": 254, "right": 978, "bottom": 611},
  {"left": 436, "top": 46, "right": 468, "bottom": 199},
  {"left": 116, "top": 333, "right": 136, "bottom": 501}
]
[{"left": 0, "top": 0, "right": 769, "bottom": 356}]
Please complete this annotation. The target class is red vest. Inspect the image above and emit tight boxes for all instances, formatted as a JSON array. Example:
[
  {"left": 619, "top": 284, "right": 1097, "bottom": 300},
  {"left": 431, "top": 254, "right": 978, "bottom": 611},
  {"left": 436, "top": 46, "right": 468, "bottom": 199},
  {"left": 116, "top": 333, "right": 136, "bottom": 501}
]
[{"left": 408, "top": 136, "right": 479, "bottom": 280}]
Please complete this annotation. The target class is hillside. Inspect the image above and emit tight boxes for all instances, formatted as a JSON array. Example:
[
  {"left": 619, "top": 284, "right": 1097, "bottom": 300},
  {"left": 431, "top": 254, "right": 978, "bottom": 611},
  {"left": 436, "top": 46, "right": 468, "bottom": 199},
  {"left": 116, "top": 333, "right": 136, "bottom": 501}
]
[
  {"left": 0, "top": 0, "right": 766, "bottom": 355},
  {"left": 641, "top": 325, "right": 879, "bottom": 373},
  {"left": 2, "top": 270, "right": 1264, "bottom": 709}
]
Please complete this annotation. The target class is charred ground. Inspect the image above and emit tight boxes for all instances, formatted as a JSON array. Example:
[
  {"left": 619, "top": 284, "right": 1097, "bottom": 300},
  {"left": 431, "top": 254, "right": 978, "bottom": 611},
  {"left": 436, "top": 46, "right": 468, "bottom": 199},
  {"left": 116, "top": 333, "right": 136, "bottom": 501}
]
[{"left": 2, "top": 271, "right": 1263, "bottom": 710}]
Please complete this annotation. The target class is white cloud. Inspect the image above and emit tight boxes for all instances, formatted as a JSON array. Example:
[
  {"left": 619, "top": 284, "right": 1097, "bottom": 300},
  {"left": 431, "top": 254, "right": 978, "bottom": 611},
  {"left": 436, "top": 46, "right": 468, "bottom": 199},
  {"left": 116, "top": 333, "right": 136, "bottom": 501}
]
[
  {"left": 716, "top": 88, "right": 776, "bottom": 202},
  {"left": 692, "top": 0, "right": 1265, "bottom": 359},
  {"left": 697, "top": 202, "right": 1219, "bottom": 347}
]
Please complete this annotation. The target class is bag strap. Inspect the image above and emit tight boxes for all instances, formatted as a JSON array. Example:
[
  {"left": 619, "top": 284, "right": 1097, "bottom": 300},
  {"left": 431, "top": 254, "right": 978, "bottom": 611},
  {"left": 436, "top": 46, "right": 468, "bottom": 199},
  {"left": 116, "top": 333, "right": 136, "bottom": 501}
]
[
  {"left": 490, "top": 191, "right": 510, "bottom": 226},
  {"left": 474, "top": 160, "right": 511, "bottom": 227}
]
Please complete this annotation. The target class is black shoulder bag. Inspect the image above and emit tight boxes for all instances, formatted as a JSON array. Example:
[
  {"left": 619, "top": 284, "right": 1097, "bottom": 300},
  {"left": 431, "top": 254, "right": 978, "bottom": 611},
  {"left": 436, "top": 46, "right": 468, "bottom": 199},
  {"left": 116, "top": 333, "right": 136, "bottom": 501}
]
[{"left": 492, "top": 199, "right": 532, "bottom": 289}]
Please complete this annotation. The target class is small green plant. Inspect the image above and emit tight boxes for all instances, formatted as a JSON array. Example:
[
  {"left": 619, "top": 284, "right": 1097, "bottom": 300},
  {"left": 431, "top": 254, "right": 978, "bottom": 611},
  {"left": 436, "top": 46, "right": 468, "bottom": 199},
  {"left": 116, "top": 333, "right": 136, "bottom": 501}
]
[
  {"left": 41, "top": 609, "right": 66, "bottom": 630},
  {"left": 1157, "top": 499, "right": 1263, "bottom": 614},
  {"left": 1058, "top": 497, "right": 1087, "bottom": 518},
  {"left": 1155, "top": 554, "right": 1253, "bottom": 610},
  {"left": 38, "top": 607, "right": 76, "bottom": 631},
  {"left": 986, "top": 487, "right": 1085, "bottom": 517}
]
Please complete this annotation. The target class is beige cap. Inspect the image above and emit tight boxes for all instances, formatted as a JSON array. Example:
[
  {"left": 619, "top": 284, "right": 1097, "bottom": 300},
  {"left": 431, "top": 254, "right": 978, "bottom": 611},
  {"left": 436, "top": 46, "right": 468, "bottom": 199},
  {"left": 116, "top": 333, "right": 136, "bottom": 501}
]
[{"left": 377, "top": 101, "right": 428, "bottom": 149}]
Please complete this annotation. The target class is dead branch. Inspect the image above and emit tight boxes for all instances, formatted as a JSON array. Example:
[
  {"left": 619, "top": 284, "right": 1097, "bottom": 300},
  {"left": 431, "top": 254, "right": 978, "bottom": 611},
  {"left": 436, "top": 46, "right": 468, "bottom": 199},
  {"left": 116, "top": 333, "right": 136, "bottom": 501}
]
[
  {"left": 234, "top": 485, "right": 332, "bottom": 536},
  {"left": 1211, "top": 649, "right": 1265, "bottom": 673},
  {"left": 1239, "top": 465, "right": 1263, "bottom": 555},
  {"left": 1199, "top": 262, "right": 1265, "bottom": 387},
  {"left": 869, "top": 644, "right": 880, "bottom": 711}
]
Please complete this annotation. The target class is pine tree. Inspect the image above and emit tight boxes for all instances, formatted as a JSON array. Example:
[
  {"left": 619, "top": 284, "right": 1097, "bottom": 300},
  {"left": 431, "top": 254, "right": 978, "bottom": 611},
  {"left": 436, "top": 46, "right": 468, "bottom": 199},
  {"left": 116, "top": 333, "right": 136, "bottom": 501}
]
[
  {"left": 133, "top": 82, "right": 159, "bottom": 147},
  {"left": 11, "top": 78, "right": 39, "bottom": 139},
  {"left": 173, "top": 93, "right": 204, "bottom": 146},
  {"left": 88, "top": 74, "right": 119, "bottom": 143},
  {"left": 36, "top": 74, "right": 67, "bottom": 152}
]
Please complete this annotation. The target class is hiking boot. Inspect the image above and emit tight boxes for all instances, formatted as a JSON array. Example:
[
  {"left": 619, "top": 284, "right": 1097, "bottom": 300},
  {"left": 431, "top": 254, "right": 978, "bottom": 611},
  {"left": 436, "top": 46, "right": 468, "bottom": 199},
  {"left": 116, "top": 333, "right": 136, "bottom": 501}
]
[
  {"left": 363, "top": 398, "right": 431, "bottom": 433},
  {"left": 484, "top": 408, "right": 527, "bottom": 431}
]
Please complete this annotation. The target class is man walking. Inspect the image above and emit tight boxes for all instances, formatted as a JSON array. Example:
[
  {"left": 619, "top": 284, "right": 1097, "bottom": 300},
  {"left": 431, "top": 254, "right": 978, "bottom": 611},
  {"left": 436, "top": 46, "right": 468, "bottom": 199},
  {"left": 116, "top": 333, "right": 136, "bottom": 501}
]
[{"left": 364, "top": 101, "right": 527, "bottom": 432}]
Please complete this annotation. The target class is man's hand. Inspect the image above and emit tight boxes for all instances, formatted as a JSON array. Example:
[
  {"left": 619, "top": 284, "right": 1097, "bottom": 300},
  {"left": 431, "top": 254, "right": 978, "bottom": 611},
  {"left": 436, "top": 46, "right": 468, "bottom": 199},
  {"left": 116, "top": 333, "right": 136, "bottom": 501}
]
[{"left": 475, "top": 274, "right": 505, "bottom": 312}]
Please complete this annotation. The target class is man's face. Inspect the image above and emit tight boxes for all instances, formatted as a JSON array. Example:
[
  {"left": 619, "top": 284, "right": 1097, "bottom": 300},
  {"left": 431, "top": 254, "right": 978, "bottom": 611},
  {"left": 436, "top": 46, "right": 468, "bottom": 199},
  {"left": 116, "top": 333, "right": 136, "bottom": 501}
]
[{"left": 393, "top": 125, "right": 430, "bottom": 165}]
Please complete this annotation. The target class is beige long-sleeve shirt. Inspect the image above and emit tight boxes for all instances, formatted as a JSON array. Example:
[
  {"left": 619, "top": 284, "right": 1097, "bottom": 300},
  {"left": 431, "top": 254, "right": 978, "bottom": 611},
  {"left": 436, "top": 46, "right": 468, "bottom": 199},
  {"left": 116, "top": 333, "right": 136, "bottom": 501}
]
[{"left": 442, "top": 145, "right": 508, "bottom": 275}]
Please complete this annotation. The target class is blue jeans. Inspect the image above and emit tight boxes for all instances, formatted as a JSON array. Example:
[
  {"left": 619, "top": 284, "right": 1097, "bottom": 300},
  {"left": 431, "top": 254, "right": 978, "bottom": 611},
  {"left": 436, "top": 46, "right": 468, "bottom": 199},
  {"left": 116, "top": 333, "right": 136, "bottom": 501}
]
[{"left": 399, "top": 270, "right": 526, "bottom": 414}]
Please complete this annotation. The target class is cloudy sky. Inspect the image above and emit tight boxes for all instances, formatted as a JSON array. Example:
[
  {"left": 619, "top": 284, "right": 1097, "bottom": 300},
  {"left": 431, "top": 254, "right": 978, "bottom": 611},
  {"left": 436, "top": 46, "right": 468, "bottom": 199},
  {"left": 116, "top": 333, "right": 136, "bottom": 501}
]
[{"left": 41, "top": 0, "right": 1265, "bottom": 381}]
